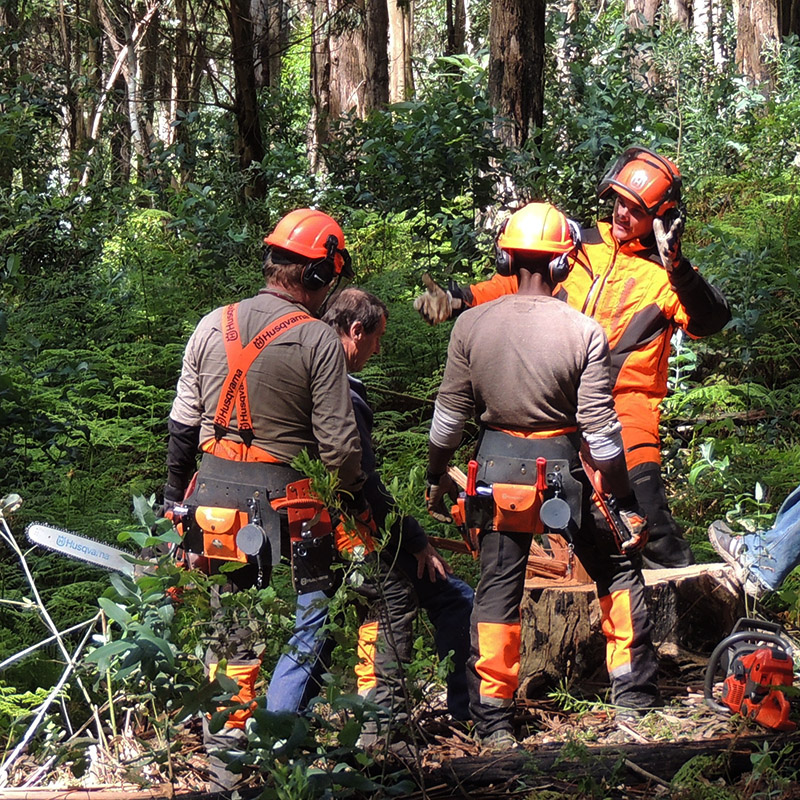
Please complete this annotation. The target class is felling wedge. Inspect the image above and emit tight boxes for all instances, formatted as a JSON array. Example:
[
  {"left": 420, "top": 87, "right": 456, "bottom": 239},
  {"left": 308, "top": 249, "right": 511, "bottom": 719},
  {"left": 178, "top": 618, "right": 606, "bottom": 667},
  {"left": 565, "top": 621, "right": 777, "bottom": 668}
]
[{"left": 25, "top": 522, "right": 146, "bottom": 577}]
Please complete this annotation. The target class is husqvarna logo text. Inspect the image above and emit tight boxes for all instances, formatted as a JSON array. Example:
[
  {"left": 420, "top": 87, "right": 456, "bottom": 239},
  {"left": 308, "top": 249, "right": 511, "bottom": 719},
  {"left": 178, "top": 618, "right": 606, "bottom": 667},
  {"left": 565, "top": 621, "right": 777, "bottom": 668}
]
[{"left": 56, "top": 534, "right": 110, "bottom": 561}]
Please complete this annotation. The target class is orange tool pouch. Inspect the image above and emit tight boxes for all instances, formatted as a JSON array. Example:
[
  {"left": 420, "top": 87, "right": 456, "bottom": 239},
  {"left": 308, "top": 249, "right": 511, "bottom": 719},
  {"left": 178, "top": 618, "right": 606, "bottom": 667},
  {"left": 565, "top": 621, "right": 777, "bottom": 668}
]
[
  {"left": 491, "top": 483, "right": 544, "bottom": 534},
  {"left": 208, "top": 660, "right": 260, "bottom": 730},
  {"left": 194, "top": 506, "right": 250, "bottom": 563},
  {"left": 280, "top": 478, "right": 335, "bottom": 594}
]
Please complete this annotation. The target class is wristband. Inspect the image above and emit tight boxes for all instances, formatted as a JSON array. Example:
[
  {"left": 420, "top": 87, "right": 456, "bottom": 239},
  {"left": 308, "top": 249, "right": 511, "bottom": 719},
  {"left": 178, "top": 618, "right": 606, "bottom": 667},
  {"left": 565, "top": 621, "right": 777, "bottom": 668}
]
[
  {"left": 615, "top": 492, "right": 638, "bottom": 511},
  {"left": 426, "top": 469, "right": 444, "bottom": 486}
]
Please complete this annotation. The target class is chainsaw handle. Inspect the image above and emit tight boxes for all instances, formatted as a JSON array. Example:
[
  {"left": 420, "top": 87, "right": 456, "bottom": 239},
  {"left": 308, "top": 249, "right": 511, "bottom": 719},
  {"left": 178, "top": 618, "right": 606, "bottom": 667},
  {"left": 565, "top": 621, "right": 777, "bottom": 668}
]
[{"left": 703, "top": 630, "right": 792, "bottom": 714}]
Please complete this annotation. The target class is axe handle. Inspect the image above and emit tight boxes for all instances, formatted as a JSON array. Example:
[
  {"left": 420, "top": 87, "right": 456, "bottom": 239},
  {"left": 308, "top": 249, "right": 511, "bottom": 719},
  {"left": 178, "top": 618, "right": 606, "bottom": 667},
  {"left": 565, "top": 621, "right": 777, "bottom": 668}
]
[
  {"left": 428, "top": 535, "right": 471, "bottom": 555},
  {"left": 448, "top": 466, "right": 468, "bottom": 490}
]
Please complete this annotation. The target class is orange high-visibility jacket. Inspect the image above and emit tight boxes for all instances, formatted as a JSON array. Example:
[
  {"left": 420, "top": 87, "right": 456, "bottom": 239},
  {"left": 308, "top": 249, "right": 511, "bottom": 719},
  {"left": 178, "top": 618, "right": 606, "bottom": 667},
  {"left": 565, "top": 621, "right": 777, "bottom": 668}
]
[{"left": 464, "top": 220, "right": 730, "bottom": 468}]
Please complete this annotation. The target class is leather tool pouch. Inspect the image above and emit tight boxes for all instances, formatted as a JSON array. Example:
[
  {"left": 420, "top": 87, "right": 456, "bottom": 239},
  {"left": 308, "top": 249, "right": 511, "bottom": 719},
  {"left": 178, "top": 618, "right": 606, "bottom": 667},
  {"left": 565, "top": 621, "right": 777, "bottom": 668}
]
[
  {"left": 492, "top": 483, "right": 543, "bottom": 534},
  {"left": 477, "top": 429, "right": 585, "bottom": 531},
  {"left": 286, "top": 478, "right": 335, "bottom": 595},
  {"left": 464, "top": 494, "right": 494, "bottom": 535},
  {"left": 185, "top": 453, "right": 297, "bottom": 568}
]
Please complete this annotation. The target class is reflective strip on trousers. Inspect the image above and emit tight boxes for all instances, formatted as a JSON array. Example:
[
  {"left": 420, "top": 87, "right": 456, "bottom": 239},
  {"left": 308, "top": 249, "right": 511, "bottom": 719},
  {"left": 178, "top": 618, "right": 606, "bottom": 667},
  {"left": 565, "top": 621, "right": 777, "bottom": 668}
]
[
  {"left": 208, "top": 659, "right": 261, "bottom": 729},
  {"left": 355, "top": 621, "right": 379, "bottom": 696},
  {"left": 599, "top": 590, "right": 634, "bottom": 678},
  {"left": 476, "top": 621, "right": 520, "bottom": 706}
]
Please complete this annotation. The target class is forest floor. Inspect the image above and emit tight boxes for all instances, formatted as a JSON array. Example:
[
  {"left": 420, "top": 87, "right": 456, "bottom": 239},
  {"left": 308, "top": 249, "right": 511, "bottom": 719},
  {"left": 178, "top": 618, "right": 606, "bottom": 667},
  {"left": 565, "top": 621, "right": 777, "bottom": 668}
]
[{"left": 6, "top": 660, "right": 800, "bottom": 800}]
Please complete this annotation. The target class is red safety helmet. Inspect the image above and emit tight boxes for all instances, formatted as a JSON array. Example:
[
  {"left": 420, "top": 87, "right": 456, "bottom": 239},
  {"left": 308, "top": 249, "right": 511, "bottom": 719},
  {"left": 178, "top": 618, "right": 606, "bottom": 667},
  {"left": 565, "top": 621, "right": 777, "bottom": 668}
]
[
  {"left": 597, "top": 146, "right": 682, "bottom": 215},
  {"left": 495, "top": 202, "right": 579, "bottom": 281},
  {"left": 264, "top": 209, "right": 353, "bottom": 288}
]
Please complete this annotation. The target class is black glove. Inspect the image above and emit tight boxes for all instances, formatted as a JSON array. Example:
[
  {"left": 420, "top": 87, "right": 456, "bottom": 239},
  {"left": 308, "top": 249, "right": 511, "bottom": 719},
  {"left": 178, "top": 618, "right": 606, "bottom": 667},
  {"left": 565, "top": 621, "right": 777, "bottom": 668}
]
[{"left": 615, "top": 493, "right": 649, "bottom": 554}]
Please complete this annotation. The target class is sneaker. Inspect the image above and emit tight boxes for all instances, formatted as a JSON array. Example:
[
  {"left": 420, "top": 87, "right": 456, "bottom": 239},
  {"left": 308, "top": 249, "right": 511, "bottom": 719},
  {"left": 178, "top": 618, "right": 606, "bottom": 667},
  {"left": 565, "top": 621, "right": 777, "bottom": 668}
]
[
  {"left": 708, "top": 521, "right": 770, "bottom": 599},
  {"left": 481, "top": 729, "right": 519, "bottom": 752}
]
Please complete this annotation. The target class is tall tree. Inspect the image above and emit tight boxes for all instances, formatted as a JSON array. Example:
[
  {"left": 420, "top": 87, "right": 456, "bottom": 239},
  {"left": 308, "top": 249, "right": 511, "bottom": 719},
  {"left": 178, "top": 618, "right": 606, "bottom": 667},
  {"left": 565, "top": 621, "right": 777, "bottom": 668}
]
[
  {"left": 735, "top": 0, "right": 779, "bottom": 87},
  {"left": 252, "top": 0, "right": 288, "bottom": 89},
  {"left": 446, "top": 0, "right": 467, "bottom": 55},
  {"left": 389, "top": 0, "right": 413, "bottom": 102},
  {"left": 309, "top": 0, "right": 389, "bottom": 169},
  {"left": 226, "top": 0, "right": 268, "bottom": 197},
  {"left": 489, "top": 0, "right": 544, "bottom": 148}
]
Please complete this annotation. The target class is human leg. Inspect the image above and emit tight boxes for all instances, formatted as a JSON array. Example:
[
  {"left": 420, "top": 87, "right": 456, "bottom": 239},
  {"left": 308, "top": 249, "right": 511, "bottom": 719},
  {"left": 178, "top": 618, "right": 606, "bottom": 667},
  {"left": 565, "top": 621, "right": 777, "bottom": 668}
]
[
  {"left": 629, "top": 462, "right": 694, "bottom": 569},
  {"left": 406, "top": 549, "right": 473, "bottom": 721},
  {"left": 709, "top": 484, "right": 800, "bottom": 594},
  {"left": 574, "top": 511, "right": 660, "bottom": 709},
  {"left": 266, "top": 589, "right": 334, "bottom": 713},
  {"left": 467, "top": 530, "right": 532, "bottom": 740}
]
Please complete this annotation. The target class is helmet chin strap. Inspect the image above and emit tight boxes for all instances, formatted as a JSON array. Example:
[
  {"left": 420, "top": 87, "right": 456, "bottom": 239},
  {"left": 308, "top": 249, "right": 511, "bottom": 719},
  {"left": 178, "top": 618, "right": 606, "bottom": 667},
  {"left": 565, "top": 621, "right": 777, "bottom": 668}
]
[{"left": 315, "top": 274, "right": 349, "bottom": 318}]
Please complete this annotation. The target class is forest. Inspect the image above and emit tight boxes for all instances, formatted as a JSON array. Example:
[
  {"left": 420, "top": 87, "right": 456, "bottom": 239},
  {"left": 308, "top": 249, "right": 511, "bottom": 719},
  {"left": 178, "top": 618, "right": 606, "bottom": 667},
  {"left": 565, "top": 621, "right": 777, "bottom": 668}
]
[{"left": 2, "top": 0, "right": 800, "bottom": 794}]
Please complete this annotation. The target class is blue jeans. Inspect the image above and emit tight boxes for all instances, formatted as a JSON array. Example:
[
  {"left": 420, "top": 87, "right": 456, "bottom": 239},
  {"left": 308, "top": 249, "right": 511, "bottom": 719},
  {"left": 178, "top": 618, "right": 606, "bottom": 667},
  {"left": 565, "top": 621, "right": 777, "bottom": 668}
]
[
  {"left": 737, "top": 484, "right": 800, "bottom": 592},
  {"left": 265, "top": 553, "right": 474, "bottom": 717},
  {"left": 266, "top": 589, "right": 334, "bottom": 713}
]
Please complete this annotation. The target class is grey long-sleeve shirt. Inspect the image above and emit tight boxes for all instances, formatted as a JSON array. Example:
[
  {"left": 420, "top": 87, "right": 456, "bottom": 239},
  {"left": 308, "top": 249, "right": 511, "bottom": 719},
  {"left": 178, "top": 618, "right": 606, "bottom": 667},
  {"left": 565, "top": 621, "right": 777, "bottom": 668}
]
[
  {"left": 431, "top": 294, "right": 620, "bottom": 450},
  {"left": 169, "top": 289, "right": 364, "bottom": 492}
]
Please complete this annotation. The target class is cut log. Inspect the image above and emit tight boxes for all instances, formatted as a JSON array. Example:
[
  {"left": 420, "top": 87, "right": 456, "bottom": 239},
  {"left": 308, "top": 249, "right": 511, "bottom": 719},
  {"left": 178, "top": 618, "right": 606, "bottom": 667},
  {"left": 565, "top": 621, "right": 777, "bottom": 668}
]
[
  {"left": 423, "top": 733, "right": 790, "bottom": 790},
  {"left": 519, "top": 563, "right": 745, "bottom": 696}
]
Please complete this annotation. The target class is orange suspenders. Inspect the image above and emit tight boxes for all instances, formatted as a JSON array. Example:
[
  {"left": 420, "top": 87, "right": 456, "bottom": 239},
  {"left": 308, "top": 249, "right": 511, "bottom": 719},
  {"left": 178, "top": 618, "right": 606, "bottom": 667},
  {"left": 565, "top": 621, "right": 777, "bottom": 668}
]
[{"left": 211, "top": 303, "right": 312, "bottom": 448}]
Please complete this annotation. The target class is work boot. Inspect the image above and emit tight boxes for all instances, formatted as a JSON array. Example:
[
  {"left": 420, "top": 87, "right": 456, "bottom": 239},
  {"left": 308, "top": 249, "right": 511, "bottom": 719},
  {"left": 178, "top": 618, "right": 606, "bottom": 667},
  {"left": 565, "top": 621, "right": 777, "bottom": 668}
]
[
  {"left": 708, "top": 521, "right": 770, "bottom": 599},
  {"left": 480, "top": 728, "right": 519, "bottom": 752}
]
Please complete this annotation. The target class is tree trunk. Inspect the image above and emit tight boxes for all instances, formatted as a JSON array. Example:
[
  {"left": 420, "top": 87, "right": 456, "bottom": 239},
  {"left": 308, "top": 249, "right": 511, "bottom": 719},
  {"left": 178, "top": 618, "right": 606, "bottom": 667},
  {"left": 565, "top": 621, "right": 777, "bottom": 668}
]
[
  {"left": 783, "top": 0, "right": 800, "bottom": 35},
  {"left": 488, "top": 0, "right": 544, "bottom": 148},
  {"left": 252, "top": 0, "right": 287, "bottom": 89},
  {"left": 445, "top": 0, "right": 466, "bottom": 55},
  {"left": 363, "top": 0, "right": 389, "bottom": 111},
  {"left": 308, "top": 0, "right": 332, "bottom": 171},
  {"left": 226, "top": 0, "right": 267, "bottom": 198},
  {"left": 735, "top": 0, "right": 779, "bottom": 89},
  {"left": 625, "top": 0, "right": 660, "bottom": 27},
  {"left": 518, "top": 564, "right": 744, "bottom": 697},
  {"left": 388, "top": 0, "right": 413, "bottom": 102},
  {"left": 667, "top": 0, "right": 690, "bottom": 26}
]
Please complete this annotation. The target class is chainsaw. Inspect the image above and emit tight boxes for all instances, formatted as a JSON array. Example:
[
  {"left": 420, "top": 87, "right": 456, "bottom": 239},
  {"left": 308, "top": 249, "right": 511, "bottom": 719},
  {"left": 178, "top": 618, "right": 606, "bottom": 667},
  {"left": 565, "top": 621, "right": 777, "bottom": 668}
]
[
  {"left": 25, "top": 522, "right": 150, "bottom": 577},
  {"left": 704, "top": 617, "right": 797, "bottom": 732}
]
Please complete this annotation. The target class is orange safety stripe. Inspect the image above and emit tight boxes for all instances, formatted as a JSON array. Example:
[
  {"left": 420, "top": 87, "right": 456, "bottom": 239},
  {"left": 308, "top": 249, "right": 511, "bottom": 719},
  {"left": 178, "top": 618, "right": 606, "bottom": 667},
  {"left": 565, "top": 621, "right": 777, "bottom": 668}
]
[
  {"left": 599, "top": 590, "right": 634, "bottom": 678},
  {"left": 355, "top": 621, "right": 379, "bottom": 695},
  {"left": 208, "top": 659, "right": 261, "bottom": 729},
  {"left": 475, "top": 621, "right": 521, "bottom": 704},
  {"left": 213, "top": 304, "right": 312, "bottom": 444},
  {"left": 490, "top": 425, "right": 578, "bottom": 439}
]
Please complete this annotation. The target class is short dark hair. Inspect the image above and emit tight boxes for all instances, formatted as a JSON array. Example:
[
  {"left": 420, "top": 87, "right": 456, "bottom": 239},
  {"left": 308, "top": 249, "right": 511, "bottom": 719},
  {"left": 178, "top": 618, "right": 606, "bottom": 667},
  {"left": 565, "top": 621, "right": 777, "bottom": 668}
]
[
  {"left": 322, "top": 287, "right": 388, "bottom": 335},
  {"left": 512, "top": 251, "right": 553, "bottom": 276},
  {"left": 263, "top": 247, "right": 306, "bottom": 289}
]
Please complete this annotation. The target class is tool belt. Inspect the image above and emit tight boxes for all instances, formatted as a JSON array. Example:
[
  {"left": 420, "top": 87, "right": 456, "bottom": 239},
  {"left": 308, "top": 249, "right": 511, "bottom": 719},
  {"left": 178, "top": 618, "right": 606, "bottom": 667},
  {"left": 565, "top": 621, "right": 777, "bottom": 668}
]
[
  {"left": 179, "top": 453, "right": 336, "bottom": 594},
  {"left": 465, "top": 428, "right": 585, "bottom": 537}
]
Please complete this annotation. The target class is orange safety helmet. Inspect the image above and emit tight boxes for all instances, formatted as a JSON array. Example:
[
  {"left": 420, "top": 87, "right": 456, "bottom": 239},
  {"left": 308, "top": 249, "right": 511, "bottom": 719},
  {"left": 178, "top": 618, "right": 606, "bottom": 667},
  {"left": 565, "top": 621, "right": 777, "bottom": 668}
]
[
  {"left": 597, "top": 146, "right": 682, "bottom": 215},
  {"left": 264, "top": 208, "right": 353, "bottom": 290},
  {"left": 495, "top": 202, "right": 578, "bottom": 281}
]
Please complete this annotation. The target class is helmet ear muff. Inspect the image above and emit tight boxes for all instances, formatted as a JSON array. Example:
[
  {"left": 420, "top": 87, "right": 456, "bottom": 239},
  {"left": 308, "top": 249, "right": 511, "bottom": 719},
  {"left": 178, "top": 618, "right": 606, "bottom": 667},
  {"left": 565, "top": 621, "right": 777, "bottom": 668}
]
[
  {"left": 495, "top": 219, "right": 512, "bottom": 276},
  {"left": 301, "top": 234, "right": 340, "bottom": 291},
  {"left": 548, "top": 219, "right": 581, "bottom": 284}
]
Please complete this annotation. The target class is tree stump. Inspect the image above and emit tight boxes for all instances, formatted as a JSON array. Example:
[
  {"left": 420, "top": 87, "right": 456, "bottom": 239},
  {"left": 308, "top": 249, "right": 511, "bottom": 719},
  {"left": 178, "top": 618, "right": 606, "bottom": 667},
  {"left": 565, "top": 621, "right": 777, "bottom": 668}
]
[{"left": 519, "top": 563, "right": 745, "bottom": 697}]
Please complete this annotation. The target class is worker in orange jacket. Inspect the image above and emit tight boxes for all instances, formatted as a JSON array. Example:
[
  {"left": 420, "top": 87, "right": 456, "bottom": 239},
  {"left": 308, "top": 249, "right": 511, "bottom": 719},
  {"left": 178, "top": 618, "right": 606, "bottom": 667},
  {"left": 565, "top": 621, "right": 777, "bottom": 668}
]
[{"left": 415, "top": 147, "right": 731, "bottom": 568}]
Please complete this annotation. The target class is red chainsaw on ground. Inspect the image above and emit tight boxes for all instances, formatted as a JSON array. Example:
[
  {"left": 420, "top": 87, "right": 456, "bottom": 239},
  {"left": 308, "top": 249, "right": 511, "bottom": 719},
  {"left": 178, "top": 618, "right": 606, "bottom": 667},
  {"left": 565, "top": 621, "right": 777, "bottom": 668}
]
[{"left": 704, "top": 618, "right": 797, "bottom": 732}]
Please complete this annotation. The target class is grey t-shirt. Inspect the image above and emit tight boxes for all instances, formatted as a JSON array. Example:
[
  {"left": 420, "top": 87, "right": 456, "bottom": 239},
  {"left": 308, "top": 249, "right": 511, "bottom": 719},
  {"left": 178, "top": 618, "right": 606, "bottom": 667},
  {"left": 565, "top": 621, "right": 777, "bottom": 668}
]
[
  {"left": 170, "top": 289, "right": 364, "bottom": 491},
  {"left": 434, "top": 294, "right": 618, "bottom": 437}
]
